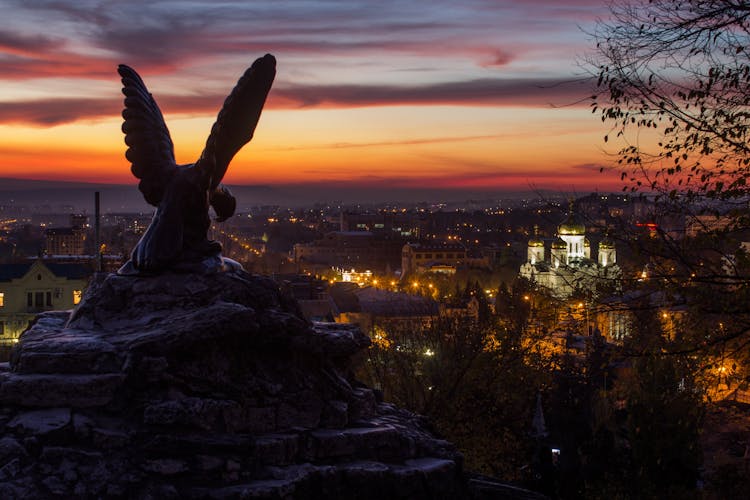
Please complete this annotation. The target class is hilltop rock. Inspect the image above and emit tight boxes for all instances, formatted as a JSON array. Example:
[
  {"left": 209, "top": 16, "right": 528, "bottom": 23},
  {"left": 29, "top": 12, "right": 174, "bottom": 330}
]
[{"left": 0, "top": 270, "right": 474, "bottom": 499}]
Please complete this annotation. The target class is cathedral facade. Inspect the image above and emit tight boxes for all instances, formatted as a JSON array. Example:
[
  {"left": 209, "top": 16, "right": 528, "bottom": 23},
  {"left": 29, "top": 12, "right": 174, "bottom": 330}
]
[{"left": 519, "top": 210, "right": 621, "bottom": 299}]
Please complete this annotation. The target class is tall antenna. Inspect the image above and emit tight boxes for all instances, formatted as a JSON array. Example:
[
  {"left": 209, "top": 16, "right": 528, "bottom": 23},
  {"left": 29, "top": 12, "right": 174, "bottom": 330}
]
[{"left": 95, "top": 191, "right": 102, "bottom": 273}]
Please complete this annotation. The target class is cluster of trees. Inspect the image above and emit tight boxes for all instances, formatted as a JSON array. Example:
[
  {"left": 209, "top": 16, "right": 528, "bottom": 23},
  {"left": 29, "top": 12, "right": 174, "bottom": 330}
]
[
  {"left": 355, "top": 276, "right": 714, "bottom": 497},
  {"left": 357, "top": 279, "right": 550, "bottom": 480}
]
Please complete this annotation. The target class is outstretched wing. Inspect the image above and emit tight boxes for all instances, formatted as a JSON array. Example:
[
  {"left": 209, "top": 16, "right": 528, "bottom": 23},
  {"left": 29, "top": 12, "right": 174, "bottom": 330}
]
[
  {"left": 197, "top": 54, "right": 276, "bottom": 191},
  {"left": 118, "top": 64, "right": 177, "bottom": 206}
]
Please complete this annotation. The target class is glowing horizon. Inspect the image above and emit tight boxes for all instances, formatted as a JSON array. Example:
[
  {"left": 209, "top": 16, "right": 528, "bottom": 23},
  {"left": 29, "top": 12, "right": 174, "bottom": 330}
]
[{"left": 0, "top": 1, "right": 624, "bottom": 194}]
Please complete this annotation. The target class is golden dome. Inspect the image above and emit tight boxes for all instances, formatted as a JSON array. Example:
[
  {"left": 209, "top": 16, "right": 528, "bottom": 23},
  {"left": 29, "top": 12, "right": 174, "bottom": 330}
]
[
  {"left": 528, "top": 224, "right": 544, "bottom": 247},
  {"left": 551, "top": 238, "right": 567, "bottom": 249},
  {"left": 599, "top": 237, "right": 615, "bottom": 249},
  {"left": 558, "top": 201, "right": 586, "bottom": 235},
  {"left": 558, "top": 219, "right": 586, "bottom": 235}
]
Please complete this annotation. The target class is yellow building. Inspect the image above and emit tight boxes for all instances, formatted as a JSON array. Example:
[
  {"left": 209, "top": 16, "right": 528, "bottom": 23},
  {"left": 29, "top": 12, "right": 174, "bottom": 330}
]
[{"left": 0, "top": 259, "right": 90, "bottom": 343}]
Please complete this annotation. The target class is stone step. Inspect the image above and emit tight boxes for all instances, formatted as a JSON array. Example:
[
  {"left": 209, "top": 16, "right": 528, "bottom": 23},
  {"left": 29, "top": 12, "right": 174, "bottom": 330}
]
[
  {"left": 186, "top": 463, "right": 327, "bottom": 499},
  {"left": 252, "top": 433, "right": 301, "bottom": 466},
  {"left": 12, "top": 313, "right": 122, "bottom": 375},
  {"left": 184, "top": 459, "right": 461, "bottom": 500},
  {"left": 304, "top": 425, "right": 409, "bottom": 462},
  {"left": 141, "top": 424, "right": 414, "bottom": 469},
  {"left": 12, "top": 341, "right": 122, "bottom": 374},
  {"left": 0, "top": 372, "right": 124, "bottom": 408},
  {"left": 141, "top": 432, "right": 254, "bottom": 456}
]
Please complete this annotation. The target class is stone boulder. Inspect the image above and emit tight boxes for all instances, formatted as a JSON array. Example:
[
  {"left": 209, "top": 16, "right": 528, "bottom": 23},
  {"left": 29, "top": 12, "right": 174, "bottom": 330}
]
[{"left": 0, "top": 270, "right": 473, "bottom": 499}]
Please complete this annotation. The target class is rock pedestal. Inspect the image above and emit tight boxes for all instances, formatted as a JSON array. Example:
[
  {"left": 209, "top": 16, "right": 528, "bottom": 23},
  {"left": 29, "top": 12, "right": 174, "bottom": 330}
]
[{"left": 0, "top": 270, "right": 467, "bottom": 499}]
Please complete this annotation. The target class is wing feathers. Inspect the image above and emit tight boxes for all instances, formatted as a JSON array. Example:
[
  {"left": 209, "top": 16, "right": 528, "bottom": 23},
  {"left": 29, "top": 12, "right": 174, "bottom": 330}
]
[
  {"left": 118, "top": 64, "right": 177, "bottom": 206},
  {"left": 198, "top": 54, "right": 276, "bottom": 190}
]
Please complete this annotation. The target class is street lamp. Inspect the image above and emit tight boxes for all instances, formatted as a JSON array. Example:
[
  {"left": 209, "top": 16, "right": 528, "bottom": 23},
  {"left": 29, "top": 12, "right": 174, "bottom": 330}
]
[
  {"left": 523, "top": 294, "right": 538, "bottom": 333},
  {"left": 578, "top": 302, "right": 590, "bottom": 335}
]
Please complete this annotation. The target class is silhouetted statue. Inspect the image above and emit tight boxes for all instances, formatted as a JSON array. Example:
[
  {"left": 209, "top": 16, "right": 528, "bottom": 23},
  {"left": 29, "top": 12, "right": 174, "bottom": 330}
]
[{"left": 117, "top": 54, "right": 276, "bottom": 275}]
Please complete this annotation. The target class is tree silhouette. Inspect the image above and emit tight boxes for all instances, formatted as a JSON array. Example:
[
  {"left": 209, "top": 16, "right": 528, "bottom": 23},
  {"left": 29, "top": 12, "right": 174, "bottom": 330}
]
[{"left": 591, "top": 0, "right": 750, "bottom": 201}]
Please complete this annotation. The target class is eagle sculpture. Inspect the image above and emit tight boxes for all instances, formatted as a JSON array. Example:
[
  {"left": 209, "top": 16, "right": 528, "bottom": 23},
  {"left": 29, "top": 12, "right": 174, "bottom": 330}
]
[{"left": 116, "top": 54, "right": 276, "bottom": 275}]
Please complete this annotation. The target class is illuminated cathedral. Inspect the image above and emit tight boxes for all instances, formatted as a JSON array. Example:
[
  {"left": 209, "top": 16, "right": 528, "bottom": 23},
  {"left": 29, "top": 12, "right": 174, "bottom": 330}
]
[{"left": 519, "top": 207, "right": 621, "bottom": 298}]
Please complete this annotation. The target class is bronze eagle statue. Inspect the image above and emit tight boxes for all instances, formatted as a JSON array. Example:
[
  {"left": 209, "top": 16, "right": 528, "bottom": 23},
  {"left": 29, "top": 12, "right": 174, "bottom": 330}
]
[{"left": 116, "top": 54, "right": 276, "bottom": 275}]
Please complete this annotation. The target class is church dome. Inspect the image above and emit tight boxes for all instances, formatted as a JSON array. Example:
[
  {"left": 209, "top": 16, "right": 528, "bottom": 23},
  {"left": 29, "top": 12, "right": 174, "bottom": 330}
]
[
  {"left": 528, "top": 225, "right": 544, "bottom": 247},
  {"left": 558, "top": 201, "right": 586, "bottom": 235},
  {"left": 599, "top": 236, "right": 615, "bottom": 249},
  {"left": 551, "top": 237, "right": 567, "bottom": 249},
  {"left": 558, "top": 217, "right": 585, "bottom": 236}
]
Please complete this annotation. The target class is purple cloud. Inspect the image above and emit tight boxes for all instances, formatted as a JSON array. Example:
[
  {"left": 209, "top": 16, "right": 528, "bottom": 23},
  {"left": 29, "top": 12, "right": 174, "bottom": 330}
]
[
  {"left": 0, "top": 74, "right": 594, "bottom": 126},
  {"left": 273, "top": 77, "right": 594, "bottom": 108}
]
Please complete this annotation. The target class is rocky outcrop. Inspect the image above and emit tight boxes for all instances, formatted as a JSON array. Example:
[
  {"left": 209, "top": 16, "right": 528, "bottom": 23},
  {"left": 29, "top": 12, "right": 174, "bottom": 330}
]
[{"left": 0, "top": 270, "right": 469, "bottom": 499}]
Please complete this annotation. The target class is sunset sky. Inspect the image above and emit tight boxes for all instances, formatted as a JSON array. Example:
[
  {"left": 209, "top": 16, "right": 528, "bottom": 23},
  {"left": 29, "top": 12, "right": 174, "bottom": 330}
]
[{"left": 0, "top": 0, "right": 622, "bottom": 197}]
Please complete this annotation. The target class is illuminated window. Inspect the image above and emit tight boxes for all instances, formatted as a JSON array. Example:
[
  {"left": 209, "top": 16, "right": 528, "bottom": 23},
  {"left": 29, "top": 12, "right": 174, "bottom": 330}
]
[
  {"left": 0, "top": 292, "right": 3, "bottom": 307},
  {"left": 73, "top": 290, "right": 82, "bottom": 305}
]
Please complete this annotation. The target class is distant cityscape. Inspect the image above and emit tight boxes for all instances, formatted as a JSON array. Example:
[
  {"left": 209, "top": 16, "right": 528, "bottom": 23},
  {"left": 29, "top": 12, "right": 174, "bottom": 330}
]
[
  {"left": 2, "top": 184, "right": 733, "bottom": 348},
  {"left": 2, "top": 181, "right": 749, "bottom": 494}
]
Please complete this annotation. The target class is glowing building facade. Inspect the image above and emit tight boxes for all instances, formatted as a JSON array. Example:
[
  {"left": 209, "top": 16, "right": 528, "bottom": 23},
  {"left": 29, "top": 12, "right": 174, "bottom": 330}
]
[{"left": 519, "top": 211, "right": 621, "bottom": 298}]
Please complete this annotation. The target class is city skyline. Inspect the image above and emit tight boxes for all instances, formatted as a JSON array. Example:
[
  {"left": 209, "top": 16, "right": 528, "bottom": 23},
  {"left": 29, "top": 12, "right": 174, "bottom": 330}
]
[{"left": 0, "top": 1, "right": 621, "bottom": 195}]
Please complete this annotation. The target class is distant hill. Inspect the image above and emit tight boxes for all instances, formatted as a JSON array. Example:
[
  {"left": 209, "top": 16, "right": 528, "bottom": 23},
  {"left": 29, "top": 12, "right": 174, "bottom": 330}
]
[
  {"left": 0, "top": 177, "right": 551, "bottom": 211},
  {"left": 0, "top": 178, "right": 114, "bottom": 191},
  {"left": 0, "top": 178, "right": 147, "bottom": 213},
  {"left": 0, "top": 179, "right": 282, "bottom": 212}
]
